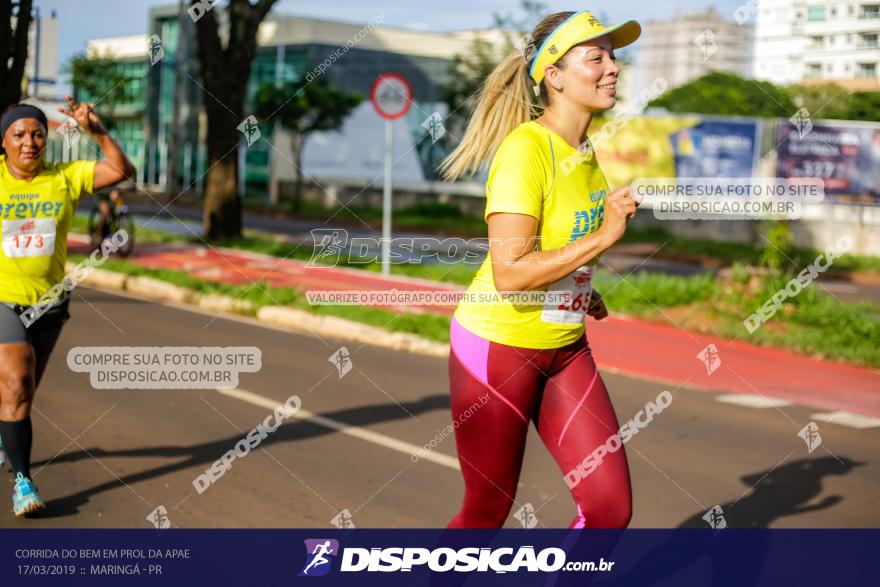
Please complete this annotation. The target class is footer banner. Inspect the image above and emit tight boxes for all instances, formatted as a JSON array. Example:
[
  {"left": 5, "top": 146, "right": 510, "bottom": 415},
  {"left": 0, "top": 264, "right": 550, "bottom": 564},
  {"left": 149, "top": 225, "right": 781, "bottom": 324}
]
[{"left": 0, "top": 529, "right": 876, "bottom": 586}]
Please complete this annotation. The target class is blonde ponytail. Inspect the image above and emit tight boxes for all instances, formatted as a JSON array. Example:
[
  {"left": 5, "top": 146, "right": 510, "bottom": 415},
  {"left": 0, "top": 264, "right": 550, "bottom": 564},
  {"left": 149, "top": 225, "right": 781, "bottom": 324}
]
[
  {"left": 439, "top": 52, "right": 538, "bottom": 181},
  {"left": 439, "top": 11, "right": 576, "bottom": 181}
]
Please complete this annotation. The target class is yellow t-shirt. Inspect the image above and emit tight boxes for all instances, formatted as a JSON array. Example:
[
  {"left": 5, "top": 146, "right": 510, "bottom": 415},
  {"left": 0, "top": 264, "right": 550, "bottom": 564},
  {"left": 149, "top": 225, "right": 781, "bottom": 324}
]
[
  {"left": 453, "top": 121, "right": 609, "bottom": 349},
  {"left": 0, "top": 155, "right": 96, "bottom": 306}
]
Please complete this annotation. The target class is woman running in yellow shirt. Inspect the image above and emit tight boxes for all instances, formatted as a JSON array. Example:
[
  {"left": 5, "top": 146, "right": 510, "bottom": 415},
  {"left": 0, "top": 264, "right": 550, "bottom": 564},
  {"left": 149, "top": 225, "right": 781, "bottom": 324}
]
[
  {"left": 441, "top": 10, "right": 641, "bottom": 528},
  {"left": 0, "top": 98, "right": 134, "bottom": 517}
]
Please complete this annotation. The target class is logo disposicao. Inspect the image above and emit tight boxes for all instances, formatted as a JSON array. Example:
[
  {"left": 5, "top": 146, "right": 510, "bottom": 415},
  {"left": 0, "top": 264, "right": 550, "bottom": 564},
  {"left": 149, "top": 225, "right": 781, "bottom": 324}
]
[{"left": 300, "top": 539, "right": 339, "bottom": 576}]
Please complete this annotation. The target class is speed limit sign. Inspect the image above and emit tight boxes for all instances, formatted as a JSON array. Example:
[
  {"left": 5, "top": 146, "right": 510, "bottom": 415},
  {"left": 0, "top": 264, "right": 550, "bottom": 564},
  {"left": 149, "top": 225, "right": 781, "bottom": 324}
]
[{"left": 371, "top": 73, "right": 413, "bottom": 120}]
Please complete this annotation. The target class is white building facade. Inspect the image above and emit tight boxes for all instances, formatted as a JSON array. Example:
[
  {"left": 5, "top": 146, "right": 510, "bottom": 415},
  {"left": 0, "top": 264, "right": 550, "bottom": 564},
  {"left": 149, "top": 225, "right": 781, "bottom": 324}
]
[
  {"left": 639, "top": 8, "right": 753, "bottom": 90},
  {"left": 20, "top": 9, "right": 60, "bottom": 99},
  {"left": 752, "top": 0, "right": 880, "bottom": 89}
]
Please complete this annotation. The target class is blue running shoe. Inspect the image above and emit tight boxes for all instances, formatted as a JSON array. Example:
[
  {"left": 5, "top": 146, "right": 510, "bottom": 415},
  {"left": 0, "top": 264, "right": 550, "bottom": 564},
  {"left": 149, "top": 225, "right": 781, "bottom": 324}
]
[{"left": 12, "top": 472, "right": 46, "bottom": 517}]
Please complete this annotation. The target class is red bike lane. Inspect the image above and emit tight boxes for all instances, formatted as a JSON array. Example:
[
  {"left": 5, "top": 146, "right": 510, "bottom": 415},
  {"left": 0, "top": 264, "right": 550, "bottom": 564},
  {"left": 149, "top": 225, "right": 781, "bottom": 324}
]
[{"left": 70, "top": 238, "right": 880, "bottom": 420}]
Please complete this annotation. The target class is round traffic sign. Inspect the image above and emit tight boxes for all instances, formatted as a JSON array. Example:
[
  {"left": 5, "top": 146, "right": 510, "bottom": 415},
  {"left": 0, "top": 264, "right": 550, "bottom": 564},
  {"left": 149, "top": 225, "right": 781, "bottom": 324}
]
[{"left": 371, "top": 73, "right": 413, "bottom": 120}]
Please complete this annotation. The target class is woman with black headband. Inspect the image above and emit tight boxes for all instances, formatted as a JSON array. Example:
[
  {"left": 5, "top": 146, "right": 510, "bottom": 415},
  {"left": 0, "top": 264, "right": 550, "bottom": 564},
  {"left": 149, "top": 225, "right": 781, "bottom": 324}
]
[
  {"left": 440, "top": 11, "right": 641, "bottom": 528},
  {"left": 0, "top": 98, "right": 133, "bottom": 517}
]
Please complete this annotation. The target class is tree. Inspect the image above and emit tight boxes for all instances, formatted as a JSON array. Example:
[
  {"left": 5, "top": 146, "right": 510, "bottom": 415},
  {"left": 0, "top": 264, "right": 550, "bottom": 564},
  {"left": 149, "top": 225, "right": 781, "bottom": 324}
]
[
  {"left": 443, "top": 0, "right": 547, "bottom": 135},
  {"left": 0, "top": 0, "right": 33, "bottom": 112},
  {"left": 759, "top": 220, "right": 795, "bottom": 273},
  {"left": 254, "top": 78, "right": 362, "bottom": 211},
  {"left": 845, "top": 92, "right": 880, "bottom": 122},
  {"left": 442, "top": 38, "right": 508, "bottom": 137},
  {"left": 64, "top": 52, "right": 131, "bottom": 131},
  {"left": 189, "top": 0, "right": 278, "bottom": 239},
  {"left": 789, "top": 83, "right": 880, "bottom": 122},
  {"left": 788, "top": 83, "right": 846, "bottom": 119},
  {"left": 649, "top": 72, "right": 797, "bottom": 118}
]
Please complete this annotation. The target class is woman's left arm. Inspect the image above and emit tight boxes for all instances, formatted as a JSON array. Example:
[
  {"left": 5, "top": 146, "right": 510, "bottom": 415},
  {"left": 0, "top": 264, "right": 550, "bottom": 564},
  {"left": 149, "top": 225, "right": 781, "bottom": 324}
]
[{"left": 59, "top": 95, "right": 135, "bottom": 191}]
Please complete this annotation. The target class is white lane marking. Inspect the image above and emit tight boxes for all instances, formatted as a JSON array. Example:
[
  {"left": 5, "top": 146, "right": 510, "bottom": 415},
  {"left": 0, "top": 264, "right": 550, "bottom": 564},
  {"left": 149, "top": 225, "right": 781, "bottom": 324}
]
[
  {"left": 215, "top": 387, "right": 460, "bottom": 470},
  {"left": 810, "top": 411, "right": 880, "bottom": 429},
  {"left": 715, "top": 394, "right": 794, "bottom": 409}
]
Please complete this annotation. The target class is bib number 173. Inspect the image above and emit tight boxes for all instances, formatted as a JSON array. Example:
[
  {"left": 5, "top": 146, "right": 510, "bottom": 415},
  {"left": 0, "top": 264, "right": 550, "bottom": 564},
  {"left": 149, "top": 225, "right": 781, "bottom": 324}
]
[{"left": 2, "top": 218, "right": 57, "bottom": 258}]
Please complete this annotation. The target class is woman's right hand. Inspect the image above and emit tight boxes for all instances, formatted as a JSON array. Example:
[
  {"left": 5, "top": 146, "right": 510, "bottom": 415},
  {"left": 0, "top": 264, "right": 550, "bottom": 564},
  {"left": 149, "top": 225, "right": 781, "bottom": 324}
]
[
  {"left": 597, "top": 185, "right": 638, "bottom": 248},
  {"left": 59, "top": 96, "right": 108, "bottom": 136}
]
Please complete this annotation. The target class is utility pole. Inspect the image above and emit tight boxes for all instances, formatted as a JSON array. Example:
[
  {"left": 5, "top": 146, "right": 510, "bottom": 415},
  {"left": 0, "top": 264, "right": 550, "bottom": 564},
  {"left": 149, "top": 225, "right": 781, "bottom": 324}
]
[
  {"left": 165, "top": 0, "right": 184, "bottom": 196},
  {"left": 31, "top": 5, "right": 40, "bottom": 97},
  {"left": 269, "top": 42, "right": 283, "bottom": 206}
]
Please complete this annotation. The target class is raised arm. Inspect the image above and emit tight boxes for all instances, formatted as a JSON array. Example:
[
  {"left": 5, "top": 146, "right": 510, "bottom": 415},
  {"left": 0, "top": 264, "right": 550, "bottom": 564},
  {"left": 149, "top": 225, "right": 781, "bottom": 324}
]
[{"left": 58, "top": 95, "right": 135, "bottom": 191}]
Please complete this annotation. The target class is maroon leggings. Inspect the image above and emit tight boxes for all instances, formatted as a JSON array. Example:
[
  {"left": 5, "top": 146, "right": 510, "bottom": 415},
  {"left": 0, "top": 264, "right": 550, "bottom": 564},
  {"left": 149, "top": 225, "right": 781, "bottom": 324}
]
[{"left": 447, "top": 317, "right": 632, "bottom": 529}]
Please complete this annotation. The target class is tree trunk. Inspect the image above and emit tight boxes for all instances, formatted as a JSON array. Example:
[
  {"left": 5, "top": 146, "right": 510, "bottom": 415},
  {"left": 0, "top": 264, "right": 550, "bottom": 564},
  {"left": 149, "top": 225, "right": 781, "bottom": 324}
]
[
  {"left": 0, "top": 0, "right": 33, "bottom": 112},
  {"left": 201, "top": 90, "right": 243, "bottom": 239},
  {"left": 165, "top": 0, "right": 186, "bottom": 197},
  {"left": 203, "top": 155, "right": 241, "bottom": 239},
  {"left": 292, "top": 133, "right": 305, "bottom": 213},
  {"left": 190, "top": 0, "right": 278, "bottom": 240}
]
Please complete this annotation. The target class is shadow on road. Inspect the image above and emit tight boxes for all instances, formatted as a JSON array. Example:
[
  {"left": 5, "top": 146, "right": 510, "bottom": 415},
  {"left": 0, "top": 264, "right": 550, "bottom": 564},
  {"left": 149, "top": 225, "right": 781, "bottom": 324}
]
[
  {"left": 676, "top": 455, "right": 864, "bottom": 529},
  {"left": 29, "top": 393, "right": 450, "bottom": 519},
  {"left": 595, "top": 456, "right": 864, "bottom": 587}
]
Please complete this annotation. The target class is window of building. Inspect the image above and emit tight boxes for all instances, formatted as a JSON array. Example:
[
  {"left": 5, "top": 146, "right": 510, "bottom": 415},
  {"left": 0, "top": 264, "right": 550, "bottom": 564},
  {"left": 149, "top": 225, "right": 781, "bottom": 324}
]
[
  {"left": 830, "top": 6, "right": 837, "bottom": 16},
  {"left": 111, "top": 120, "right": 145, "bottom": 147},
  {"left": 77, "top": 59, "right": 147, "bottom": 110},
  {"left": 809, "top": 35, "right": 824, "bottom": 48},
  {"left": 857, "top": 62, "right": 878, "bottom": 77},
  {"left": 806, "top": 63, "right": 822, "bottom": 77},
  {"left": 861, "top": 33, "right": 880, "bottom": 48},
  {"left": 244, "top": 47, "right": 309, "bottom": 107},
  {"left": 862, "top": 4, "right": 880, "bottom": 18},
  {"left": 807, "top": 5, "right": 827, "bottom": 20}
]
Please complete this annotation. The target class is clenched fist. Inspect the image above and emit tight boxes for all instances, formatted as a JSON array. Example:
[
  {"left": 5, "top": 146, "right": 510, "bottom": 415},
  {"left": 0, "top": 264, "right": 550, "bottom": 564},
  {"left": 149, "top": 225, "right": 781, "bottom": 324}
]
[{"left": 597, "top": 185, "right": 638, "bottom": 247}]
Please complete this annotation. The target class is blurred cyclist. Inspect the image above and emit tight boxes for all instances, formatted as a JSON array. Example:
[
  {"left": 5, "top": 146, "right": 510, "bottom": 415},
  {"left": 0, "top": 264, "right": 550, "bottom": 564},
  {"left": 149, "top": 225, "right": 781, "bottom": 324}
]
[
  {"left": 94, "top": 188, "right": 123, "bottom": 243},
  {"left": 0, "top": 98, "right": 134, "bottom": 516}
]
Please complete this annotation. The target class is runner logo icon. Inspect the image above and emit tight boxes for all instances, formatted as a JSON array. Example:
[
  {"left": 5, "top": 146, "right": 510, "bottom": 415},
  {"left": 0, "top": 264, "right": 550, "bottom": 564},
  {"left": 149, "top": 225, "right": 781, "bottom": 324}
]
[{"left": 300, "top": 539, "right": 339, "bottom": 576}]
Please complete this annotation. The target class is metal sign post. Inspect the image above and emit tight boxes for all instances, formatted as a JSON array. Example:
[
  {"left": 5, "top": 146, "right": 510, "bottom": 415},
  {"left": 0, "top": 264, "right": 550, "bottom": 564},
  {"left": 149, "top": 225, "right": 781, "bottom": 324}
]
[
  {"left": 370, "top": 73, "right": 413, "bottom": 276},
  {"left": 382, "top": 119, "right": 393, "bottom": 275}
]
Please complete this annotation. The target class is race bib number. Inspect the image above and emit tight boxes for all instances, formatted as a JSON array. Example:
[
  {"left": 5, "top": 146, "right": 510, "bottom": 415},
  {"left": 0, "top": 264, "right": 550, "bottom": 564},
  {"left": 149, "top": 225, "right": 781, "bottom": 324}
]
[
  {"left": 2, "top": 218, "right": 57, "bottom": 258},
  {"left": 540, "top": 265, "right": 593, "bottom": 324}
]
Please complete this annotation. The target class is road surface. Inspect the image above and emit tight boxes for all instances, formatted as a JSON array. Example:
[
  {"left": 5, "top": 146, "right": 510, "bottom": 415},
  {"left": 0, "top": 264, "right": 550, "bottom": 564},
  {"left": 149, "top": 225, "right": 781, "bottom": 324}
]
[{"left": 1, "top": 286, "right": 876, "bottom": 528}]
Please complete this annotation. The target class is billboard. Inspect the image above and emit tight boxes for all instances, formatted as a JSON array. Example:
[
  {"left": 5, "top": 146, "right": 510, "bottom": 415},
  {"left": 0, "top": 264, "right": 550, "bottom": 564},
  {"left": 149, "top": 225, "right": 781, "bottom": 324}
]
[
  {"left": 593, "top": 116, "right": 760, "bottom": 188},
  {"left": 670, "top": 118, "right": 761, "bottom": 178},
  {"left": 593, "top": 116, "right": 698, "bottom": 188},
  {"left": 777, "top": 121, "right": 880, "bottom": 204}
]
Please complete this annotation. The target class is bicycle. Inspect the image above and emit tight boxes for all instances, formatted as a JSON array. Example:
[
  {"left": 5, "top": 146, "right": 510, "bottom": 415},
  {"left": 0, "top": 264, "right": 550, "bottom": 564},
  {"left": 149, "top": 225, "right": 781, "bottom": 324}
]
[{"left": 88, "top": 190, "right": 135, "bottom": 257}]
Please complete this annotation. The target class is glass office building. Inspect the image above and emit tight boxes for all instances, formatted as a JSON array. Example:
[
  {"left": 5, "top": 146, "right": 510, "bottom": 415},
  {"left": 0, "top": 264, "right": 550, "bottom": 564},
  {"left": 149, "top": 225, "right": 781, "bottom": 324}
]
[{"left": 82, "top": 6, "right": 491, "bottom": 197}]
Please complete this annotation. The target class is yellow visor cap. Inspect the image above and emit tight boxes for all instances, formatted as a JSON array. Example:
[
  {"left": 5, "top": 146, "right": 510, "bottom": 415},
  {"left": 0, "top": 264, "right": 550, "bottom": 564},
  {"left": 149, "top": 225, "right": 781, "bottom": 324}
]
[{"left": 529, "top": 11, "right": 641, "bottom": 84}]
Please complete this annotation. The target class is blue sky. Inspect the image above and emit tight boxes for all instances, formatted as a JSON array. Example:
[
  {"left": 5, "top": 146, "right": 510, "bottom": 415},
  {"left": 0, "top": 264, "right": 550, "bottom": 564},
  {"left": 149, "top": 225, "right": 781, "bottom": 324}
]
[{"left": 35, "top": 0, "right": 746, "bottom": 92}]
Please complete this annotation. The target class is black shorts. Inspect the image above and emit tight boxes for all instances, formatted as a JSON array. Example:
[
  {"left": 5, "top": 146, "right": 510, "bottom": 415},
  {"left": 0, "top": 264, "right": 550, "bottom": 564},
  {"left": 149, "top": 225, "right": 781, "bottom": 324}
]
[{"left": 0, "top": 298, "right": 70, "bottom": 361}]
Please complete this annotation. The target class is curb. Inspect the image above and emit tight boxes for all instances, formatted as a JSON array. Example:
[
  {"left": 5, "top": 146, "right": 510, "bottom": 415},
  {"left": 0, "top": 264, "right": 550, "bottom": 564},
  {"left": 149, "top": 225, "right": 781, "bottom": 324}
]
[
  {"left": 79, "top": 268, "right": 128, "bottom": 290},
  {"left": 256, "top": 306, "right": 448, "bottom": 357},
  {"left": 65, "top": 262, "right": 449, "bottom": 358},
  {"left": 126, "top": 276, "right": 195, "bottom": 304},
  {"left": 197, "top": 293, "right": 257, "bottom": 315}
]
